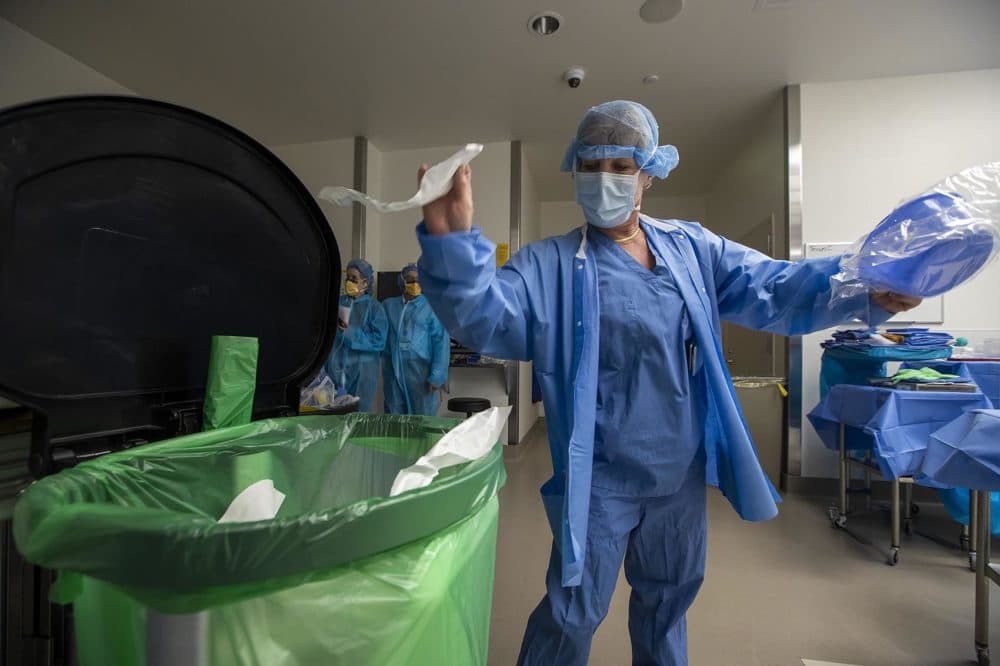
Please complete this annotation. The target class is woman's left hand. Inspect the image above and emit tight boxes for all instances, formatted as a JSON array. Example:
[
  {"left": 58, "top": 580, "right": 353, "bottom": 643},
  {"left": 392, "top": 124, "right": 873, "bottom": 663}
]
[{"left": 872, "top": 291, "right": 923, "bottom": 314}]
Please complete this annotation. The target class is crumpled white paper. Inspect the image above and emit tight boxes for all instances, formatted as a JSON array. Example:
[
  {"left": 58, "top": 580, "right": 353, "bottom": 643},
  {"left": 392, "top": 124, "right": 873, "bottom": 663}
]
[
  {"left": 390, "top": 406, "right": 510, "bottom": 497},
  {"left": 219, "top": 479, "right": 286, "bottom": 523},
  {"left": 318, "top": 143, "right": 483, "bottom": 214}
]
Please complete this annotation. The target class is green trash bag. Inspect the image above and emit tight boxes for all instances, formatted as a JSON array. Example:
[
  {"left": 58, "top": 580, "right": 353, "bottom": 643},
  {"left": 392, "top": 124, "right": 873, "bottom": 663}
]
[
  {"left": 13, "top": 413, "right": 506, "bottom": 666},
  {"left": 202, "top": 335, "right": 259, "bottom": 431}
]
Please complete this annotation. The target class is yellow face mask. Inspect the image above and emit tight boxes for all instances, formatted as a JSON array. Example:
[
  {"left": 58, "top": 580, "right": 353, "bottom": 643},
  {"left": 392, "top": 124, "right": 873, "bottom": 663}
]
[
  {"left": 404, "top": 282, "right": 422, "bottom": 298},
  {"left": 345, "top": 280, "right": 362, "bottom": 298}
]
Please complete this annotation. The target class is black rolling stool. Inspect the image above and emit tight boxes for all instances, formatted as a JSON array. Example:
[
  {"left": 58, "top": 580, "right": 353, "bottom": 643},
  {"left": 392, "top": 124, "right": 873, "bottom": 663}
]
[{"left": 448, "top": 397, "right": 491, "bottom": 418}]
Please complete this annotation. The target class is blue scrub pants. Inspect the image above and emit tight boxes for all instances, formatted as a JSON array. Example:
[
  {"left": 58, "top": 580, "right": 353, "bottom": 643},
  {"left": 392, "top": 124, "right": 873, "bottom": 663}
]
[{"left": 518, "top": 459, "right": 707, "bottom": 666}]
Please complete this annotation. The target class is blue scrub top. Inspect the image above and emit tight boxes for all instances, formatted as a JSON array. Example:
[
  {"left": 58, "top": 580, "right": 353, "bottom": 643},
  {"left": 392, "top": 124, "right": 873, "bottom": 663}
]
[{"left": 591, "top": 230, "right": 703, "bottom": 497}]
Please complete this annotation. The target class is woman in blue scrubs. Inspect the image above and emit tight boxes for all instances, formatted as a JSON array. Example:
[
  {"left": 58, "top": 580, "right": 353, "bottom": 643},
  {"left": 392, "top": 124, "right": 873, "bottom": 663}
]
[
  {"left": 382, "top": 263, "right": 450, "bottom": 415},
  {"left": 325, "top": 258, "right": 388, "bottom": 412},
  {"left": 415, "top": 100, "right": 919, "bottom": 665}
]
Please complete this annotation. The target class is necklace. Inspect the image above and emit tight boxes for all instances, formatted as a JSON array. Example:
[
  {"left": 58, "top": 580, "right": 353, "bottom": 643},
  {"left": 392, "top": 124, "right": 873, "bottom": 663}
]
[{"left": 614, "top": 226, "right": 642, "bottom": 244}]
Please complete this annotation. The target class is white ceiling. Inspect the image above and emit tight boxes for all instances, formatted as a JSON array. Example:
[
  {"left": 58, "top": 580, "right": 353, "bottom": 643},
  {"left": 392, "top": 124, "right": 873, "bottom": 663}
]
[{"left": 3, "top": 0, "right": 999, "bottom": 199}]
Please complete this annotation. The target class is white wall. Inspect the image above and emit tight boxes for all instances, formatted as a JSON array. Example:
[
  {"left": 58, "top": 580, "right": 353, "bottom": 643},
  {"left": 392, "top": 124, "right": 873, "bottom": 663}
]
[
  {"left": 0, "top": 17, "right": 132, "bottom": 107},
  {"left": 372, "top": 142, "right": 511, "bottom": 271},
  {"left": 706, "top": 93, "right": 786, "bottom": 255},
  {"left": 540, "top": 196, "right": 708, "bottom": 240},
  {"left": 798, "top": 68, "right": 1000, "bottom": 478},
  {"left": 270, "top": 138, "right": 356, "bottom": 278}
]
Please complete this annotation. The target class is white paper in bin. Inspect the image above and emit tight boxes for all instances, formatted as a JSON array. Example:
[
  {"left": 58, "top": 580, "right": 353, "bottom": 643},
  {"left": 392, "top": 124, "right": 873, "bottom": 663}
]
[
  {"left": 219, "top": 479, "right": 286, "bottom": 523},
  {"left": 319, "top": 144, "right": 483, "bottom": 215},
  {"left": 390, "top": 406, "right": 510, "bottom": 497}
]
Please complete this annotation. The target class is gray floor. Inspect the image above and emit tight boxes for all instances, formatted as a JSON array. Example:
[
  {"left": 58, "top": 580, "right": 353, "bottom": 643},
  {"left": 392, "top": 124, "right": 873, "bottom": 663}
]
[{"left": 491, "top": 421, "right": 997, "bottom": 666}]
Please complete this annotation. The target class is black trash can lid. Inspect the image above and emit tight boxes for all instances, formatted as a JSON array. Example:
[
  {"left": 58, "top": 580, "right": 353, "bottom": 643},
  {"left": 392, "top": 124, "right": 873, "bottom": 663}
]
[{"left": 0, "top": 96, "right": 340, "bottom": 443}]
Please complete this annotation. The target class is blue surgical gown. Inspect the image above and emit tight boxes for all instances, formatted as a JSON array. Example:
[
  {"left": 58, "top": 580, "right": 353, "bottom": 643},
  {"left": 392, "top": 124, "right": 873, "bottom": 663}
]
[
  {"left": 382, "top": 294, "right": 451, "bottom": 415},
  {"left": 326, "top": 294, "right": 387, "bottom": 412},
  {"left": 417, "top": 215, "right": 892, "bottom": 587}
]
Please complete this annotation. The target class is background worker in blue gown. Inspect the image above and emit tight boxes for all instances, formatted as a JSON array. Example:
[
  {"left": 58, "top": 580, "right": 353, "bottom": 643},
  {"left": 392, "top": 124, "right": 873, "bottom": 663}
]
[
  {"left": 382, "top": 263, "right": 450, "bottom": 415},
  {"left": 325, "top": 258, "right": 387, "bottom": 412},
  {"left": 415, "top": 100, "right": 920, "bottom": 665}
]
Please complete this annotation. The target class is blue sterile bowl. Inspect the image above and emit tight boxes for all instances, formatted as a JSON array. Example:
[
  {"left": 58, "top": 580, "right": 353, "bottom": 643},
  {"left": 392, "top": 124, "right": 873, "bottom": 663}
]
[{"left": 858, "top": 192, "right": 995, "bottom": 297}]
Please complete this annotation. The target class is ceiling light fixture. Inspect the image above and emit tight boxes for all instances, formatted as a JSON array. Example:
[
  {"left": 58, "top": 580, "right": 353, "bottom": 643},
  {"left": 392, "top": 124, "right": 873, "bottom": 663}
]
[
  {"left": 643, "top": 74, "right": 660, "bottom": 85},
  {"left": 528, "top": 11, "right": 563, "bottom": 37},
  {"left": 639, "top": 0, "right": 684, "bottom": 24}
]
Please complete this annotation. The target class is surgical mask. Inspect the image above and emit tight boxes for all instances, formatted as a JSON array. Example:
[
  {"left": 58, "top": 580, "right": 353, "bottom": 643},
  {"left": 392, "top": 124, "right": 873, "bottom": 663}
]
[
  {"left": 404, "top": 282, "right": 422, "bottom": 298},
  {"left": 574, "top": 171, "right": 639, "bottom": 229},
  {"left": 345, "top": 280, "right": 362, "bottom": 298}
]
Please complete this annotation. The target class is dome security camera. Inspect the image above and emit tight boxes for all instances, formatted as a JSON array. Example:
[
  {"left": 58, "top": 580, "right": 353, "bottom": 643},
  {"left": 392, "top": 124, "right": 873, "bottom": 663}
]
[{"left": 564, "top": 68, "right": 585, "bottom": 89}]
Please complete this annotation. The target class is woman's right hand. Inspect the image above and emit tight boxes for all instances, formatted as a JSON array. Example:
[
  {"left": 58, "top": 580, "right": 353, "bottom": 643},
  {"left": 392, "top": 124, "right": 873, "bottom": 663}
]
[{"left": 420, "top": 163, "right": 473, "bottom": 236}]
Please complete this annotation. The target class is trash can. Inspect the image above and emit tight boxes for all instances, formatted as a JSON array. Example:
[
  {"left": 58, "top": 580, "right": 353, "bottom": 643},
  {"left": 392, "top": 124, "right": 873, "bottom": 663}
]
[
  {"left": 732, "top": 377, "right": 787, "bottom": 487},
  {"left": 14, "top": 413, "right": 505, "bottom": 666},
  {"left": 0, "top": 96, "right": 505, "bottom": 666}
]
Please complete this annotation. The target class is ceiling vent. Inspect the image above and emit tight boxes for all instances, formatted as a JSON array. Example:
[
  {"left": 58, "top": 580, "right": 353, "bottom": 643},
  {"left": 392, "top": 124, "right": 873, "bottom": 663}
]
[{"left": 528, "top": 12, "right": 563, "bottom": 37}]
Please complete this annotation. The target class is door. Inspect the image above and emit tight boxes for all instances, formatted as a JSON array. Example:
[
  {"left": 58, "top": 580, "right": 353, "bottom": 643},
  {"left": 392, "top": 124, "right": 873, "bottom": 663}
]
[{"left": 721, "top": 215, "right": 780, "bottom": 377}]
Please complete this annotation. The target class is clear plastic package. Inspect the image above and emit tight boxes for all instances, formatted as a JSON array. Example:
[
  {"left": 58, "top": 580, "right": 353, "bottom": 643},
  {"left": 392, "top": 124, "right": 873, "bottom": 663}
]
[
  {"left": 831, "top": 162, "right": 1000, "bottom": 304},
  {"left": 299, "top": 369, "right": 340, "bottom": 409}
]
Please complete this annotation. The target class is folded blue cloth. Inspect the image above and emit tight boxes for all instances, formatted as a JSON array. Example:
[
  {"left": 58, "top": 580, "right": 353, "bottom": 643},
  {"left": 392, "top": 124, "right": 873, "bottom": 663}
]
[
  {"left": 822, "top": 327, "right": 954, "bottom": 352},
  {"left": 885, "top": 327, "right": 954, "bottom": 348}
]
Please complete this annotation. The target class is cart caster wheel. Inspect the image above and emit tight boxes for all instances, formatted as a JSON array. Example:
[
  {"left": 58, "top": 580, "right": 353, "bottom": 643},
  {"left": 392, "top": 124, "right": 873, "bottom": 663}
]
[
  {"left": 887, "top": 547, "right": 899, "bottom": 566},
  {"left": 970, "top": 552, "right": 978, "bottom": 572},
  {"left": 834, "top": 514, "right": 847, "bottom": 529},
  {"left": 976, "top": 645, "right": 989, "bottom": 666},
  {"left": 910, "top": 503, "right": 920, "bottom": 516}
]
